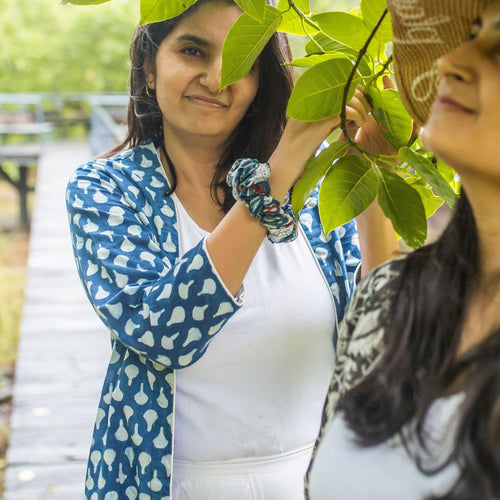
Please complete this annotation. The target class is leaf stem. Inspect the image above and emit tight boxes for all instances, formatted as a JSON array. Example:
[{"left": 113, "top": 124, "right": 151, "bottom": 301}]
[
  {"left": 365, "top": 55, "right": 393, "bottom": 89},
  {"left": 289, "top": 1, "right": 320, "bottom": 31},
  {"left": 288, "top": 1, "right": 324, "bottom": 52}
]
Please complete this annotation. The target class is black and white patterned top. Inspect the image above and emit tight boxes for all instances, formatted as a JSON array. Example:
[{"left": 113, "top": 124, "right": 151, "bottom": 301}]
[{"left": 306, "top": 258, "right": 406, "bottom": 496}]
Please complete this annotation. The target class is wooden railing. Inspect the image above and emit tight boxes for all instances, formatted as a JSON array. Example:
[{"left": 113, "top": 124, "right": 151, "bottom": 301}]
[{"left": 88, "top": 94, "right": 128, "bottom": 157}]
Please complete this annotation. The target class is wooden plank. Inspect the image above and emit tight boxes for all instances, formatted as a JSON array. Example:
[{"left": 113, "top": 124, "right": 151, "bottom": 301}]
[{"left": 4, "top": 463, "right": 87, "bottom": 500}]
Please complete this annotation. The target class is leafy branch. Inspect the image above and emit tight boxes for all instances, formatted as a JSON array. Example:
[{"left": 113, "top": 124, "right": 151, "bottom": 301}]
[{"left": 64, "top": 0, "right": 459, "bottom": 248}]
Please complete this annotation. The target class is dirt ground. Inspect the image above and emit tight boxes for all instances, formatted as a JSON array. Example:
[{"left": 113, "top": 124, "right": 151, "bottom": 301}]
[{"left": 0, "top": 179, "right": 31, "bottom": 497}]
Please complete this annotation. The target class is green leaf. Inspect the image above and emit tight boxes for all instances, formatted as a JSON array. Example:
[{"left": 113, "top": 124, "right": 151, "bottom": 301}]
[
  {"left": 276, "top": 0, "right": 315, "bottom": 35},
  {"left": 436, "top": 158, "right": 457, "bottom": 185},
  {"left": 291, "top": 141, "right": 349, "bottom": 214},
  {"left": 276, "top": 10, "right": 306, "bottom": 35},
  {"left": 285, "top": 0, "right": 310, "bottom": 13},
  {"left": 367, "top": 87, "right": 413, "bottom": 150},
  {"left": 399, "top": 148, "right": 458, "bottom": 209},
  {"left": 290, "top": 53, "right": 354, "bottom": 67},
  {"left": 305, "top": 33, "right": 345, "bottom": 55},
  {"left": 412, "top": 184, "right": 444, "bottom": 219},
  {"left": 287, "top": 57, "right": 366, "bottom": 121},
  {"left": 140, "top": 0, "right": 197, "bottom": 25},
  {"left": 360, "top": 0, "right": 392, "bottom": 43},
  {"left": 234, "top": 0, "right": 266, "bottom": 23},
  {"left": 277, "top": 11, "right": 316, "bottom": 35},
  {"left": 220, "top": 5, "right": 281, "bottom": 89},
  {"left": 289, "top": 52, "right": 372, "bottom": 77},
  {"left": 60, "top": 0, "right": 111, "bottom": 4},
  {"left": 310, "top": 12, "right": 373, "bottom": 52},
  {"left": 377, "top": 168, "right": 427, "bottom": 248},
  {"left": 302, "top": 35, "right": 373, "bottom": 77},
  {"left": 319, "top": 155, "right": 378, "bottom": 233}
]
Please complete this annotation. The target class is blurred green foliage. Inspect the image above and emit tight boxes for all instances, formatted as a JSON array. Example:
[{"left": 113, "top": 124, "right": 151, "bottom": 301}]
[
  {"left": 0, "top": 0, "right": 356, "bottom": 92},
  {"left": 312, "top": 0, "right": 359, "bottom": 12},
  {"left": 0, "top": 0, "right": 138, "bottom": 92}
]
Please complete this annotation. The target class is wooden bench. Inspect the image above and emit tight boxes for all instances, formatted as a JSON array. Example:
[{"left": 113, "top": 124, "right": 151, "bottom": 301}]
[
  {"left": 0, "top": 112, "right": 34, "bottom": 124},
  {"left": 0, "top": 144, "right": 40, "bottom": 229},
  {"left": 0, "top": 122, "right": 53, "bottom": 229}
]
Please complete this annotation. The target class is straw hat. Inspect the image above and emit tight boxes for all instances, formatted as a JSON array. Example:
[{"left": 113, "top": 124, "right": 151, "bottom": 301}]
[{"left": 386, "top": 0, "right": 495, "bottom": 125}]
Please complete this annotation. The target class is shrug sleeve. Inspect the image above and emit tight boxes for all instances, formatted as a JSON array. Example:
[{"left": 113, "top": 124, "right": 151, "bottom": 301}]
[{"left": 66, "top": 153, "right": 242, "bottom": 369}]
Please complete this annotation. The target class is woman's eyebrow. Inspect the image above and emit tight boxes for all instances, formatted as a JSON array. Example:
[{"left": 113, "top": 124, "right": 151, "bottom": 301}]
[{"left": 175, "top": 34, "right": 211, "bottom": 47}]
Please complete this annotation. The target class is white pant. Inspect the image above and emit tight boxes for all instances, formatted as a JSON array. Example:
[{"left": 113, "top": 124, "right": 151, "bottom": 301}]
[{"left": 172, "top": 444, "right": 313, "bottom": 500}]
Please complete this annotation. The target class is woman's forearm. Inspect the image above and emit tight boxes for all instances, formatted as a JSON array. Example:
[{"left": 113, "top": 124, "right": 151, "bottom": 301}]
[{"left": 356, "top": 199, "right": 399, "bottom": 278}]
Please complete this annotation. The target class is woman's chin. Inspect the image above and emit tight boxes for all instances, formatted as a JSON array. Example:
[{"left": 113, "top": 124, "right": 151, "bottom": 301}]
[
  {"left": 419, "top": 125, "right": 432, "bottom": 152},
  {"left": 419, "top": 129, "right": 456, "bottom": 171},
  {"left": 419, "top": 124, "right": 447, "bottom": 159}
]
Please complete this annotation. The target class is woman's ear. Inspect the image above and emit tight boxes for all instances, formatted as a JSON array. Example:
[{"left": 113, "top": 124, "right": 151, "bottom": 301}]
[
  {"left": 146, "top": 74, "right": 155, "bottom": 90},
  {"left": 144, "top": 61, "right": 156, "bottom": 90}
]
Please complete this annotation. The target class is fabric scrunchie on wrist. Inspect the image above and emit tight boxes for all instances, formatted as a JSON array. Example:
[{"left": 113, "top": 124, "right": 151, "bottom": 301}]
[{"left": 227, "top": 158, "right": 298, "bottom": 243}]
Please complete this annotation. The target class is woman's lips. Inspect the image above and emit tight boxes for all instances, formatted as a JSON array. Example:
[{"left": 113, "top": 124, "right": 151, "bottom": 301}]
[
  {"left": 432, "top": 95, "right": 475, "bottom": 114},
  {"left": 187, "top": 96, "right": 227, "bottom": 108}
]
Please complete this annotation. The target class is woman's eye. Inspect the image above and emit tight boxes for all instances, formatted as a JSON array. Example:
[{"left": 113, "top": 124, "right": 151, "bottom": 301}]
[
  {"left": 182, "top": 47, "right": 202, "bottom": 57},
  {"left": 468, "top": 17, "right": 482, "bottom": 40},
  {"left": 468, "top": 27, "right": 479, "bottom": 40}
]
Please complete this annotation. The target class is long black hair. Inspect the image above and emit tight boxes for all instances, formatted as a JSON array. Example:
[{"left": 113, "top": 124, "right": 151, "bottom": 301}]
[
  {"left": 338, "top": 191, "right": 500, "bottom": 499},
  {"left": 106, "top": 0, "right": 294, "bottom": 212}
]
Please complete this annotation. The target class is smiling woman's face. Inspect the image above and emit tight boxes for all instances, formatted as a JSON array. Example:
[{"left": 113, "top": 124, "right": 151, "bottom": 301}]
[
  {"left": 147, "top": 0, "right": 260, "bottom": 147},
  {"left": 421, "top": 1, "right": 500, "bottom": 180}
]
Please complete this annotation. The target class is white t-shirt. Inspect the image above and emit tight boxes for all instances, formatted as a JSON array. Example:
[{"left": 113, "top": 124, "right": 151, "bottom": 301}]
[
  {"left": 172, "top": 193, "right": 336, "bottom": 461},
  {"left": 308, "top": 393, "right": 464, "bottom": 500}
]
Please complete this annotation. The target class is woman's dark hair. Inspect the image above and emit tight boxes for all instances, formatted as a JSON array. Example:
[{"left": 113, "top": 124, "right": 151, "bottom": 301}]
[
  {"left": 106, "top": 0, "right": 294, "bottom": 212},
  {"left": 338, "top": 190, "right": 500, "bottom": 499}
]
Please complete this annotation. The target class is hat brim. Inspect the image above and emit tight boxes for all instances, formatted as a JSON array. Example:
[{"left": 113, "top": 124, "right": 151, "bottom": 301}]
[{"left": 387, "top": 0, "right": 494, "bottom": 125}]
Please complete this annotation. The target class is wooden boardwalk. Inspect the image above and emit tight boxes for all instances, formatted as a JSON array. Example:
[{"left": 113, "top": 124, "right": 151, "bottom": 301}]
[{"left": 3, "top": 140, "right": 110, "bottom": 499}]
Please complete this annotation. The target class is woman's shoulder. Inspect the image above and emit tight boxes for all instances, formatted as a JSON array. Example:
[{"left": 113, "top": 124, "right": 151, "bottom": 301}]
[
  {"left": 67, "top": 140, "right": 171, "bottom": 206},
  {"left": 340, "top": 257, "right": 406, "bottom": 338},
  {"left": 66, "top": 140, "right": 173, "bottom": 225},
  {"left": 69, "top": 140, "right": 161, "bottom": 183},
  {"left": 336, "top": 257, "right": 404, "bottom": 355},
  {"left": 355, "top": 257, "right": 406, "bottom": 299}
]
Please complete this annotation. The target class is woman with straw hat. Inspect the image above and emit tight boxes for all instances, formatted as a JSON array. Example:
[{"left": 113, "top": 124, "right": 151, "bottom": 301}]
[{"left": 306, "top": 0, "right": 500, "bottom": 498}]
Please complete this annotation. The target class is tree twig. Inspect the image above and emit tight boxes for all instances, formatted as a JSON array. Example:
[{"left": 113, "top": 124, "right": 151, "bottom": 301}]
[{"left": 340, "top": 9, "right": 388, "bottom": 148}]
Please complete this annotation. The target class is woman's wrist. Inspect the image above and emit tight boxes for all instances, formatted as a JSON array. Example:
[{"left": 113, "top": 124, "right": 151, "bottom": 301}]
[
  {"left": 227, "top": 159, "right": 298, "bottom": 243},
  {"left": 268, "top": 159, "right": 296, "bottom": 204}
]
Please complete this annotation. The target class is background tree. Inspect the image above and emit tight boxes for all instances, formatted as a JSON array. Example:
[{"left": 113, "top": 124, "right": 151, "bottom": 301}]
[{"left": 0, "top": 0, "right": 137, "bottom": 92}]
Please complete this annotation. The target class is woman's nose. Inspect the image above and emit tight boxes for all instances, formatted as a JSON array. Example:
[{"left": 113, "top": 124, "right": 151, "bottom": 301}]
[
  {"left": 437, "top": 42, "right": 476, "bottom": 83},
  {"left": 199, "top": 58, "right": 223, "bottom": 94}
]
